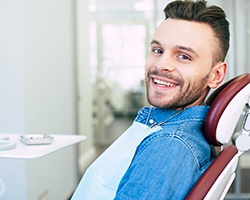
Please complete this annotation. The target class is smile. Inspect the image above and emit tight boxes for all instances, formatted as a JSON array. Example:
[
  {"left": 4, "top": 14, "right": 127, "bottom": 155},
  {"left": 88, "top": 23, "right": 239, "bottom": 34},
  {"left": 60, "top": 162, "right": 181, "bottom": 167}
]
[{"left": 153, "top": 78, "right": 177, "bottom": 87}]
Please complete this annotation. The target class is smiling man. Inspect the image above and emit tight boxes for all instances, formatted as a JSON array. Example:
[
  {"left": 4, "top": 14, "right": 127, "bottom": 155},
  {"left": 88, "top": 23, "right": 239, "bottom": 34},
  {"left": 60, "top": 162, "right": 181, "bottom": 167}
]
[
  {"left": 72, "top": 0, "right": 230, "bottom": 199},
  {"left": 145, "top": 18, "right": 227, "bottom": 109}
]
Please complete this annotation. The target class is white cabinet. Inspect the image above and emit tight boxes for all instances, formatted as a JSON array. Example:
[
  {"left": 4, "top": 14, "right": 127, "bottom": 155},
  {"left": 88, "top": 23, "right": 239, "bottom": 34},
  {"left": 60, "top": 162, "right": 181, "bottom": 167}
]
[{"left": 0, "top": 134, "right": 85, "bottom": 200}]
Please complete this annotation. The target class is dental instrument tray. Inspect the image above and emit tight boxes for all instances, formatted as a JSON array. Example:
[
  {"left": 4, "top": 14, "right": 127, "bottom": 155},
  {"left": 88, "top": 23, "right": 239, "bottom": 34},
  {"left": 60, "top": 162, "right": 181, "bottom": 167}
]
[{"left": 20, "top": 134, "right": 53, "bottom": 145}]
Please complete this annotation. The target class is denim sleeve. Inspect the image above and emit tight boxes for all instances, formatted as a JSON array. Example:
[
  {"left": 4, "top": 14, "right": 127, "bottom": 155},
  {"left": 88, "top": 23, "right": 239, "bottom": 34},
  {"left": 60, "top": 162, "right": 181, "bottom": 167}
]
[{"left": 114, "top": 133, "right": 203, "bottom": 200}]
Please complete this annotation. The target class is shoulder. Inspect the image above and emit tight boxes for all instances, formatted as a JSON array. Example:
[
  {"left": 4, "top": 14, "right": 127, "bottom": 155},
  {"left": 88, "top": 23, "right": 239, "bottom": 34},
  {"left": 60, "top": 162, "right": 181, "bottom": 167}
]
[
  {"left": 115, "top": 133, "right": 205, "bottom": 199},
  {"left": 135, "top": 127, "right": 211, "bottom": 172},
  {"left": 134, "top": 131, "right": 195, "bottom": 161}
]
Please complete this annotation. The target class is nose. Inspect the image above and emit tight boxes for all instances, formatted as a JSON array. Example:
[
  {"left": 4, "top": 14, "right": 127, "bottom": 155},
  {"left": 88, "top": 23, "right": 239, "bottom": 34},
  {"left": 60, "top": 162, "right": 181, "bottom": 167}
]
[{"left": 154, "top": 53, "right": 175, "bottom": 72}]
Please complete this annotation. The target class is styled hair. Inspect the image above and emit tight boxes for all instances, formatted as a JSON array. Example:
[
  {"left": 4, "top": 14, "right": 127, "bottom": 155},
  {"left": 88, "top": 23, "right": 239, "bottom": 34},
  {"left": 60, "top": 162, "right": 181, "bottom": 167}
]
[{"left": 163, "top": 0, "right": 230, "bottom": 63}]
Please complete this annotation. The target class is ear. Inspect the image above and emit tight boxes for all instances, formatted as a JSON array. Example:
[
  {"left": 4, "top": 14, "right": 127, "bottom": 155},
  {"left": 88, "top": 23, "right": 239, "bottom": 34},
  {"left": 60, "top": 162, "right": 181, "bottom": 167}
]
[{"left": 208, "top": 62, "right": 227, "bottom": 89}]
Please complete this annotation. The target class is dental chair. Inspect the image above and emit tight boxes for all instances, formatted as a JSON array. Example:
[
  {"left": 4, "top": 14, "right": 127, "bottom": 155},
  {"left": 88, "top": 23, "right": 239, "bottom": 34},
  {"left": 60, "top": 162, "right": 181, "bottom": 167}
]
[{"left": 185, "top": 73, "right": 250, "bottom": 200}]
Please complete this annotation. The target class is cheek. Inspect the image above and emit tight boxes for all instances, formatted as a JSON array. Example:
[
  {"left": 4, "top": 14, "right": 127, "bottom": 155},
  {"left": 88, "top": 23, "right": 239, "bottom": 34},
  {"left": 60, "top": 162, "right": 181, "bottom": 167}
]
[
  {"left": 180, "top": 64, "right": 207, "bottom": 82},
  {"left": 145, "top": 63, "right": 152, "bottom": 77},
  {"left": 145, "top": 56, "right": 155, "bottom": 69},
  {"left": 177, "top": 69, "right": 195, "bottom": 86}
]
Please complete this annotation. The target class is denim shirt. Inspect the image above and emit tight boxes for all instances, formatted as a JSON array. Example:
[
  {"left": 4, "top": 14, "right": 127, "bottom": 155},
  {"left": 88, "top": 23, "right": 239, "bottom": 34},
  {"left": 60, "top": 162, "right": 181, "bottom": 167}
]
[
  {"left": 72, "top": 106, "right": 212, "bottom": 200},
  {"left": 114, "top": 106, "right": 212, "bottom": 199}
]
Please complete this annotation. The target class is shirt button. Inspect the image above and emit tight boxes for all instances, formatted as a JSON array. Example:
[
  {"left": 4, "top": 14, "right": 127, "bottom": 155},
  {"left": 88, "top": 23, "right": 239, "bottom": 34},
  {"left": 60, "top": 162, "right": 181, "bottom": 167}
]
[{"left": 149, "top": 119, "right": 154, "bottom": 124}]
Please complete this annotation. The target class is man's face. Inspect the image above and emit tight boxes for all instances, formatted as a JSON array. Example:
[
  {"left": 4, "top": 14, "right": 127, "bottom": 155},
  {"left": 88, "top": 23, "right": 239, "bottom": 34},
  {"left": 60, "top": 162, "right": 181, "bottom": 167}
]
[{"left": 145, "top": 18, "right": 219, "bottom": 109}]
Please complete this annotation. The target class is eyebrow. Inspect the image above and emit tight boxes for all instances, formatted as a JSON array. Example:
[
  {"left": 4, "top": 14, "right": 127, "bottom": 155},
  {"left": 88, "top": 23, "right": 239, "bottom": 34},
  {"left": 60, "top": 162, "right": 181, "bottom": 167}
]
[
  {"left": 150, "top": 39, "right": 161, "bottom": 46},
  {"left": 175, "top": 45, "right": 199, "bottom": 58},
  {"left": 150, "top": 39, "right": 199, "bottom": 58}
]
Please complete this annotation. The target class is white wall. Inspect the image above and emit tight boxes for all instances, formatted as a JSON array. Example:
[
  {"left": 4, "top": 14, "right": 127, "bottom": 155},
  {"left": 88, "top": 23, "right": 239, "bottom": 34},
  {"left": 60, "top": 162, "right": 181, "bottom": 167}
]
[
  {"left": 0, "top": 0, "right": 77, "bottom": 134},
  {"left": 22, "top": 0, "right": 77, "bottom": 134},
  {"left": 0, "top": 0, "right": 80, "bottom": 199},
  {"left": 0, "top": 1, "right": 25, "bottom": 132}
]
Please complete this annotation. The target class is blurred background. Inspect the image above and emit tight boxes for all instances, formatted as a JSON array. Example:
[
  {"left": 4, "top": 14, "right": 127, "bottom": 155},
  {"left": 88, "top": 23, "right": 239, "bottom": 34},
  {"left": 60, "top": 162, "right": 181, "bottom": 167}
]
[{"left": 0, "top": 0, "right": 249, "bottom": 199}]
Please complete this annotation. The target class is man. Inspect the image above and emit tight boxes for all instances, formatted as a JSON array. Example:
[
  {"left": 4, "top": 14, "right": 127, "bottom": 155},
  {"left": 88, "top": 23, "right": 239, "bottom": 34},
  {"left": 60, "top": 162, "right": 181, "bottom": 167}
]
[{"left": 72, "top": 0, "right": 229, "bottom": 199}]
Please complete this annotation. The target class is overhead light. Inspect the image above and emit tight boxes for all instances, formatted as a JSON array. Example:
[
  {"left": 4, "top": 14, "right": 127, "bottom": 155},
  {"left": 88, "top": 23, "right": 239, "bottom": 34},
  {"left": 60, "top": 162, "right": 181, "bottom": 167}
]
[
  {"left": 88, "top": 3, "right": 97, "bottom": 12},
  {"left": 134, "top": 1, "right": 153, "bottom": 11}
]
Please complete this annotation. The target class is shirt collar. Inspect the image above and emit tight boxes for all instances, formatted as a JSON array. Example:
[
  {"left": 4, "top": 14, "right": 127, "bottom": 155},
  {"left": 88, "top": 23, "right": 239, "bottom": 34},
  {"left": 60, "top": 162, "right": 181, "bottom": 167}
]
[{"left": 135, "top": 105, "right": 210, "bottom": 126}]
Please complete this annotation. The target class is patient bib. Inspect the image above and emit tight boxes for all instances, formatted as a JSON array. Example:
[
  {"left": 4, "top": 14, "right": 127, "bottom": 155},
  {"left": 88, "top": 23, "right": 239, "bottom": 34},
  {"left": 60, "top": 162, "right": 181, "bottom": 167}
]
[{"left": 71, "top": 121, "right": 161, "bottom": 200}]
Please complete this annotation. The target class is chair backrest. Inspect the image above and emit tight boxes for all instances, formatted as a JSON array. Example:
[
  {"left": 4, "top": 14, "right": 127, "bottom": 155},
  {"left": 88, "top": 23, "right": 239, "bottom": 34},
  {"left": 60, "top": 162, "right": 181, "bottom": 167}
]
[
  {"left": 185, "top": 73, "right": 250, "bottom": 200},
  {"left": 204, "top": 73, "right": 250, "bottom": 146}
]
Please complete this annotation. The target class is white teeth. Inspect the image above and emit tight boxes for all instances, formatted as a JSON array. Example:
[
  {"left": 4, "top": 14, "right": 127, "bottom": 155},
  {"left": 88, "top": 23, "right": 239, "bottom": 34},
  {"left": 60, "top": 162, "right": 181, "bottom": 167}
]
[{"left": 154, "top": 78, "right": 175, "bottom": 87}]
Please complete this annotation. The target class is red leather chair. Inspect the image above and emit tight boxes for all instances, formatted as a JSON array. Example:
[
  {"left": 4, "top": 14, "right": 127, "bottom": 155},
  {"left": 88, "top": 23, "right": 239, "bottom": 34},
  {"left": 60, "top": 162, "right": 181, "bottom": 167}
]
[{"left": 185, "top": 73, "right": 250, "bottom": 200}]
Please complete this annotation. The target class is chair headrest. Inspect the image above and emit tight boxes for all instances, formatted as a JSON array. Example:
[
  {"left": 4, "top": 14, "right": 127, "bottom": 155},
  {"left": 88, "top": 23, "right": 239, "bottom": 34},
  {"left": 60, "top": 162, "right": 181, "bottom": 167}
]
[{"left": 204, "top": 73, "right": 250, "bottom": 146}]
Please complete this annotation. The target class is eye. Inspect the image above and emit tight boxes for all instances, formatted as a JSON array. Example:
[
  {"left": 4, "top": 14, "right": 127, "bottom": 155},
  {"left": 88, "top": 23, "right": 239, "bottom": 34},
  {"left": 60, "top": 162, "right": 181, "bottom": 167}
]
[
  {"left": 178, "top": 54, "right": 191, "bottom": 61},
  {"left": 152, "top": 48, "right": 163, "bottom": 54}
]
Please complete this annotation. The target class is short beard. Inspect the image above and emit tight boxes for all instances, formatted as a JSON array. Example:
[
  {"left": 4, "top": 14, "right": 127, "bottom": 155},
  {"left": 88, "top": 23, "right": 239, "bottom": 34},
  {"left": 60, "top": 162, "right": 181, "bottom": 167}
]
[{"left": 146, "top": 70, "right": 210, "bottom": 109}]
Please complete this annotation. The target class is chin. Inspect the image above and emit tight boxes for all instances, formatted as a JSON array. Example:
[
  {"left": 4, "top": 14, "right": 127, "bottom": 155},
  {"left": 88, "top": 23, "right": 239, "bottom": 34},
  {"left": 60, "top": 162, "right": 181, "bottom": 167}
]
[
  {"left": 147, "top": 93, "right": 185, "bottom": 109},
  {"left": 147, "top": 96, "right": 168, "bottom": 108}
]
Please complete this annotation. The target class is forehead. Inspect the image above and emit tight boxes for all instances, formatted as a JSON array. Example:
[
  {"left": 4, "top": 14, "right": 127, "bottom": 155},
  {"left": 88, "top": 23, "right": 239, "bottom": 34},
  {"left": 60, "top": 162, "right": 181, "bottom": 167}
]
[{"left": 154, "top": 18, "right": 217, "bottom": 57}]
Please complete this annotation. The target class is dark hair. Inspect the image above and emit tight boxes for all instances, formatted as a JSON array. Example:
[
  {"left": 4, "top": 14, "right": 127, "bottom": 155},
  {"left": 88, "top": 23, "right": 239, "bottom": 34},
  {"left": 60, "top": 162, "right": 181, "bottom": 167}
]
[{"left": 163, "top": 0, "right": 230, "bottom": 63}]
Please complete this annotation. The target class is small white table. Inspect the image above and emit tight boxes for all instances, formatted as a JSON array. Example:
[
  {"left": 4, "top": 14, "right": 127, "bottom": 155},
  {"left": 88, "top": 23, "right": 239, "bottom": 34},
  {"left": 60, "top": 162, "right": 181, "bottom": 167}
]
[
  {"left": 0, "top": 134, "right": 86, "bottom": 159},
  {"left": 0, "top": 134, "right": 86, "bottom": 200}
]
